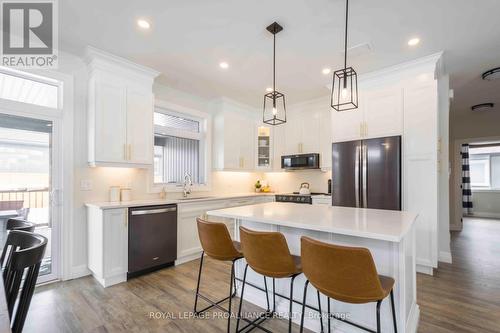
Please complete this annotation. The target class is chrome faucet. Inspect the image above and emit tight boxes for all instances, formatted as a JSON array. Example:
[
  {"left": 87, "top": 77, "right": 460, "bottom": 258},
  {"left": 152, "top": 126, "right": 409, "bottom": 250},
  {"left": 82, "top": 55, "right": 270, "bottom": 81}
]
[{"left": 183, "top": 173, "right": 192, "bottom": 198}]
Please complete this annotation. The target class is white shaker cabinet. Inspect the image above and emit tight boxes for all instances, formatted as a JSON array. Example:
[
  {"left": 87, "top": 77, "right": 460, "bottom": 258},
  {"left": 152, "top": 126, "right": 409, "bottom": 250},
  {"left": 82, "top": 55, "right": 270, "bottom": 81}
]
[
  {"left": 363, "top": 87, "right": 403, "bottom": 139},
  {"left": 330, "top": 86, "right": 403, "bottom": 142},
  {"left": 87, "top": 47, "right": 159, "bottom": 167},
  {"left": 87, "top": 207, "right": 128, "bottom": 287},
  {"left": 213, "top": 101, "right": 256, "bottom": 171}
]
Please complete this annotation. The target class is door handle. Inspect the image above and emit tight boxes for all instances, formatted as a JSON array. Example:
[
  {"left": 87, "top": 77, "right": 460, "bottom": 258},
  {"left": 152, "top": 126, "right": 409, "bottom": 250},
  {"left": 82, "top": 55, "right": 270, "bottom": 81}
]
[
  {"left": 354, "top": 145, "right": 360, "bottom": 208},
  {"left": 131, "top": 207, "right": 177, "bottom": 215},
  {"left": 362, "top": 144, "right": 368, "bottom": 208}
]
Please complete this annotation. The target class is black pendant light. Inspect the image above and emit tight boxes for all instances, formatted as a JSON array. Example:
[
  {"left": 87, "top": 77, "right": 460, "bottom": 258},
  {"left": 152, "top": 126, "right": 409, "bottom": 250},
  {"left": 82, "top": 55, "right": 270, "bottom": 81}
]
[
  {"left": 331, "top": 0, "right": 358, "bottom": 111},
  {"left": 263, "top": 22, "right": 286, "bottom": 126}
]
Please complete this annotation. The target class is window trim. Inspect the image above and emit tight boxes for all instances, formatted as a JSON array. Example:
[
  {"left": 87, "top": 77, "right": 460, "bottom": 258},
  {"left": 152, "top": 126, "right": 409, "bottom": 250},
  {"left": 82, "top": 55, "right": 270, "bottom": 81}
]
[{"left": 148, "top": 99, "right": 212, "bottom": 193}]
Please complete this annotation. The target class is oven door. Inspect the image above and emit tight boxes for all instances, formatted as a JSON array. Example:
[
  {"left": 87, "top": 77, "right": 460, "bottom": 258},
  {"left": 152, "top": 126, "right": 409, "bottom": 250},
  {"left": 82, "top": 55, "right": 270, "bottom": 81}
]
[{"left": 281, "top": 153, "right": 320, "bottom": 170}]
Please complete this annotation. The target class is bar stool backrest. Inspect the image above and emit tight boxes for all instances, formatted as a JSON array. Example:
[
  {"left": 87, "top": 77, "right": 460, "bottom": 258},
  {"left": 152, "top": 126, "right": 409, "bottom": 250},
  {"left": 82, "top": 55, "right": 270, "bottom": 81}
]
[
  {"left": 301, "top": 236, "right": 385, "bottom": 304},
  {"left": 239, "top": 226, "right": 298, "bottom": 278},
  {"left": 6, "top": 218, "right": 35, "bottom": 233},
  {"left": 197, "top": 218, "right": 241, "bottom": 261},
  {"left": 1, "top": 230, "right": 47, "bottom": 333}
]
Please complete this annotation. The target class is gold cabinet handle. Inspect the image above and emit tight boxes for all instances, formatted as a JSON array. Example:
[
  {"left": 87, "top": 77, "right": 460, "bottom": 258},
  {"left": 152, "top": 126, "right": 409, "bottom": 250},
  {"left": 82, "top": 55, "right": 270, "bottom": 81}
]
[
  {"left": 128, "top": 144, "right": 132, "bottom": 161},
  {"left": 360, "top": 123, "right": 363, "bottom": 137},
  {"left": 123, "top": 144, "right": 127, "bottom": 160}
]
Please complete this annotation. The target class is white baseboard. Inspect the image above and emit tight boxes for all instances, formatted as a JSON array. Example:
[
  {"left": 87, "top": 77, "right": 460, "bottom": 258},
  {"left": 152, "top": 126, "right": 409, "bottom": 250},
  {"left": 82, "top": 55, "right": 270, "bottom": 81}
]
[
  {"left": 175, "top": 251, "right": 202, "bottom": 265},
  {"left": 438, "top": 251, "right": 452, "bottom": 264},
  {"left": 468, "top": 212, "right": 500, "bottom": 219},
  {"left": 406, "top": 303, "right": 420, "bottom": 333},
  {"left": 69, "top": 264, "right": 91, "bottom": 280},
  {"left": 416, "top": 264, "right": 433, "bottom": 275}
]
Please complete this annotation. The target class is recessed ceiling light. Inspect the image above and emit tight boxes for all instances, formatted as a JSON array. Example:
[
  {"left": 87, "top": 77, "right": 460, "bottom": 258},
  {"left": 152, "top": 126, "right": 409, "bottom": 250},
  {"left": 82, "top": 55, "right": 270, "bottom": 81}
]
[
  {"left": 322, "top": 68, "right": 331, "bottom": 75},
  {"left": 407, "top": 38, "right": 420, "bottom": 46},
  {"left": 137, "top": 19, "right": 151, "bottom": 29},
  {"left": 266, "top": 87, "right": 273, "bottom": 92},
  {"left": 482, "top": 67, "right": 500, "bottom": 81},
  {"left": 219, "top": 62, "right": 229, "bottom": 69},
  {"left": 471, "top": 103, "right": 494, "bottom": 111}
]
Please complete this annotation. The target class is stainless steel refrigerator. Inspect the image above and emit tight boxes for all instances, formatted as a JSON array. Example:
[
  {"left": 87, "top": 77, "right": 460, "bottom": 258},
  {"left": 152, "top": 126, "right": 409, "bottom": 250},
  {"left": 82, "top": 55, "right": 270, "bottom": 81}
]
[{"left": 332, "top": 136, "right": 401, "bottom": 210}]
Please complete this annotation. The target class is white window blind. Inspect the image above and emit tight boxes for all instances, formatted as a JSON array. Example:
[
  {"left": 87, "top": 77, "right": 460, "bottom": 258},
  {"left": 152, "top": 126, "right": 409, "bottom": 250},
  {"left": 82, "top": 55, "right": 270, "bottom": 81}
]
[
  {"left": 153, "top": 108, "right": 205, "bottom": 185},
  {"left": 0, "top": 69, "right": 59, "bottom": 109}
]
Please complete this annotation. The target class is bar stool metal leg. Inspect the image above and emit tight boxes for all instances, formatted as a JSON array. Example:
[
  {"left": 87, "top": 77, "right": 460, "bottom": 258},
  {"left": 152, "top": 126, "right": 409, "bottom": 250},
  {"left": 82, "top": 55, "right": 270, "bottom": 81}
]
[
  {"left": 264, "top": 277, "right": 270, "bottom": 313},
  {"left": 193, "top": 251, "right": 205, "bottom": 313},
  {"left": 327, "top": 297, "right": 331, "bottom": 333},
  {"left": 272, "top": 278, "right": 276, "bottom": 313},
  {"left": 316, "top": 291, "right": 324, "bottom": 333},
  {"left": 236, "top": 264, "right": 249, "bottom": 333},
  {"left": 227, "top": 260, "right": 235, "bottom": 333},
  {"left": 299, "top": 280, "right": 309, "bottom": 333},
  {"left": 390, "top": 290, "right": 397, "bottom": 333},
  {"left": 288, "top": 275, "right": 298, "bottom": 333},
  {"left": 376, "top": 300, "right": 382, "bottom": 333}
]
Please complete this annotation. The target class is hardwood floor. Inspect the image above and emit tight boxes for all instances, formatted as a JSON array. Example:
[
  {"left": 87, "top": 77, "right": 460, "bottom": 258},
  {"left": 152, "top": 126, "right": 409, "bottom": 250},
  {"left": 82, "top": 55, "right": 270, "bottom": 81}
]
[
  {"left": 417, "top": 218, "right": 500, "bottom": 333},
  {"left": 24, "top": 218, "right": 500, "bottom": 333}
]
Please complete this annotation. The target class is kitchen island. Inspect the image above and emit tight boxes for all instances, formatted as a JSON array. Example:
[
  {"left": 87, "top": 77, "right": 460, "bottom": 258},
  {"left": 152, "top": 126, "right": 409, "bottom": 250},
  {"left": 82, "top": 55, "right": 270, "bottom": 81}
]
[{"left": 207, "top": 202, "right": 419, "bottom": 333}]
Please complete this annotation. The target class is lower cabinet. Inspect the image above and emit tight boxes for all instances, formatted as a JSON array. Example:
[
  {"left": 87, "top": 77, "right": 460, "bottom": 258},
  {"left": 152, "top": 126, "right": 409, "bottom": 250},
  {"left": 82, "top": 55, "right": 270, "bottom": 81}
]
[
  {"left": 87, "top": 195, "right": 275, "bottom": 288},
  {"left": 87, "top": 207, "right": 128, "bottom": 287},
  {"left": 176, "top": 195, "right": 274, "bottom": 264}
]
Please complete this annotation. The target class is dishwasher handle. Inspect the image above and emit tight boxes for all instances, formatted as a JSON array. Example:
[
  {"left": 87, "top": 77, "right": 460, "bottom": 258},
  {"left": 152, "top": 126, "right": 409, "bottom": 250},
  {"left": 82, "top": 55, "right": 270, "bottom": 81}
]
[{"left": 131, "top": 207, "right": 177, "bottom": 215}]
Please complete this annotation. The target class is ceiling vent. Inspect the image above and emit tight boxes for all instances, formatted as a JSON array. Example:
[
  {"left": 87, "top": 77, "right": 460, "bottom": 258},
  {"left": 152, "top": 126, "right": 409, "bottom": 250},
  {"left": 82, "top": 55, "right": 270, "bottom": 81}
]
[
  {"left": 340, "top": 43, "right": 372, "bottom": 58},
  {"left": 482, "top": 67, "right": 500, "bottom": 81},
  {"left": 471, "top": 103, "right": 494, "bottom": 111}
]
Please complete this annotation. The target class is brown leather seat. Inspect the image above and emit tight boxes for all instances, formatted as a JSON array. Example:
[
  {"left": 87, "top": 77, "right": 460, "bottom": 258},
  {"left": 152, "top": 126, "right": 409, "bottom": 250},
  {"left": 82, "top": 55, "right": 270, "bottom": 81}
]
[
  {"left": 236, "top": 227, "right": 302, "bottom": 333},
  {"left": 195, "top": 218, "right": 243, "bottom": 333},
  {"left": 197, "top": 218, "right": 243, "bottom": 261},
  {"left": 301, "top": 236, "right": 394, "bottom": 304},
  {"left": 239, "top": 226, "right": 301, "bottom": 278}
]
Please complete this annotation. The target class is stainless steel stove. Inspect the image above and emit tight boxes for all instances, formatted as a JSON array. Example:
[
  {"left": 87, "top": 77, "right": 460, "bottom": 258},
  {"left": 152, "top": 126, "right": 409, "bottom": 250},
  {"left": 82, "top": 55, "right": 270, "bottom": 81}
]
[{"left": 275, "top": 192, "right": 329, "bottom": 204}]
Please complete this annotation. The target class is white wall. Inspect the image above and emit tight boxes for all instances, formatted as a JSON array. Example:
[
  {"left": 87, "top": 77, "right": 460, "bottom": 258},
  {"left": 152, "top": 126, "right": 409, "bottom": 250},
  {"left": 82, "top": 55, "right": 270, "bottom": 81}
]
[
  {"left": 55, "top": 51, "right": 262, "bottom": 278},
  {"left": 437, "top": 73, "right": 451, "bottom": 261},
  {"left": 471, "top": 190, "right": 500, "bottom": 218},
  {"left": 263, "top": 170, "right": 331, "bottom": 194}
]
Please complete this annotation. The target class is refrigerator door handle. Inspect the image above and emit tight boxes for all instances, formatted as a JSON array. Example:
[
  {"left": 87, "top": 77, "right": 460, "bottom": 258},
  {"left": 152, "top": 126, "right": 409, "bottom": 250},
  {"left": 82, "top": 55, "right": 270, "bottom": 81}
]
[
  {"left": 362, "top": 143, "right": 368, "bottom": 208},
  {"left": 354, "top": 145, "right": 360, "bottom": 208}
]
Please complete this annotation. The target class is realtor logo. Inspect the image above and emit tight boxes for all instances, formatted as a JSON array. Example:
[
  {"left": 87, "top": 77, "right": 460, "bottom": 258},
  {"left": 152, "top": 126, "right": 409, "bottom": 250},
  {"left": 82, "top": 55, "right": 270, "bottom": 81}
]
[{"left": 1, "top": 0, "right": 58, "bottom": 68}]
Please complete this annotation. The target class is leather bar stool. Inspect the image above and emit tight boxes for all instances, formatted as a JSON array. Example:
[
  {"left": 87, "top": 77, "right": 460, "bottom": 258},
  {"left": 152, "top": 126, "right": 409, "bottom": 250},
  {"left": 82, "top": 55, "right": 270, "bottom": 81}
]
[
  {"left": 236, "top": 226, "right": 302, "bottom": 333},
  {"left": 299, "top": 236, "right": 397, "bottom": 333},
  {"left": 195, "top": 218, "right": 244, "bottom": 333}
]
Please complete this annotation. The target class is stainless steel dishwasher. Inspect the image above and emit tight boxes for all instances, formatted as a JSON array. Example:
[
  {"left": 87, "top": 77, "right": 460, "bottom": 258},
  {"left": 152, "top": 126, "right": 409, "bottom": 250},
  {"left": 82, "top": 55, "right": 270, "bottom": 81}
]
[{"left": 128, "top": 204, "right": 177, "bottom": 278}]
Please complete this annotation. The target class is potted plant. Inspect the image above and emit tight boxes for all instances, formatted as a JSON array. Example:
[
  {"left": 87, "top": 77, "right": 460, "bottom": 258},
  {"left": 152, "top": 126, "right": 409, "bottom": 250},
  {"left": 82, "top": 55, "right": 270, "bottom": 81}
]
[{"left": 255, "top": 180, "right": 262, "bottom": 193}]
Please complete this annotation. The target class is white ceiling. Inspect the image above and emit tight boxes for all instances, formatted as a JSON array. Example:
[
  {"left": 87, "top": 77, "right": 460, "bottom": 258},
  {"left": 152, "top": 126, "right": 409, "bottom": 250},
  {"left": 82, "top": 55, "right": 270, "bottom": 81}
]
[{"left": 60, "top": 0, "right": 500, "bottom": 115}]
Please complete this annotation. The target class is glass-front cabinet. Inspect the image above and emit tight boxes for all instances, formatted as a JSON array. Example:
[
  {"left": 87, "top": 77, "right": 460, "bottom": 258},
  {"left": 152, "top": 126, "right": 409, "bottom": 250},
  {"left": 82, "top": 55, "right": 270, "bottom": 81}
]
[{"left": 256, "top": 126, "right": 272, "bottom": 169}]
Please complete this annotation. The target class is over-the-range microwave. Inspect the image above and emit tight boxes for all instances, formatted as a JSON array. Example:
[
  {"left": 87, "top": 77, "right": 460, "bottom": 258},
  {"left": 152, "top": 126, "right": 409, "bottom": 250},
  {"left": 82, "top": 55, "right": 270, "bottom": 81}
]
[{"left": 281, "top": 153, "right": 320, "bottom": 170}]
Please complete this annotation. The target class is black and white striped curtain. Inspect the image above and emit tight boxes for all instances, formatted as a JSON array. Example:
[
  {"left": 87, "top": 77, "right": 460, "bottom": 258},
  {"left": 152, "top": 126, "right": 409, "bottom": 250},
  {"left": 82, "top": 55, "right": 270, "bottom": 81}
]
[{"left": 461, "top": 144, "right": 473, "bottom": 215}]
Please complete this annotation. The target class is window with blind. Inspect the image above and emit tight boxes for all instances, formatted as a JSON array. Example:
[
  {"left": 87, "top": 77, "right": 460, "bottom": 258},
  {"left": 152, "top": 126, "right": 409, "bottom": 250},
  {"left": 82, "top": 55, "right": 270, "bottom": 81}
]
[
  {"left": 153, "top": 108, "right": 206, "bottom": 185},
  {"left": 469, "top": 144, "right": 500, "bottom": 189}
]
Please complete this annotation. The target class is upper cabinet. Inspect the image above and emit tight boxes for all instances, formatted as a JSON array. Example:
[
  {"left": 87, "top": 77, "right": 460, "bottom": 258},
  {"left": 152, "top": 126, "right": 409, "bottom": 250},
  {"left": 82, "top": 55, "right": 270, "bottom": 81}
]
[
  {"left": 212, "top": 99, "right": 257, "bottom": 171},
  {"left": 331, "top": 86, "right": 403, "bottom": 143},
  {"left": 87, "top": 47, "right": 159, "bottom": 167},
  {"left": 256, "top": 126, "right": 273, "bottom": 170},
  {"left": 273, "top": 99, "right": 332, "bottom": 170}
]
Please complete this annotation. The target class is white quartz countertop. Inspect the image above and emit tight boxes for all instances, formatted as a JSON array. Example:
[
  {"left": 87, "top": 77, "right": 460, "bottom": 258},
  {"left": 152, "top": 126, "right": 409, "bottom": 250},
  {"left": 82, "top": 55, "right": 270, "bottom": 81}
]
[
  {"left": 207, "top": 202, "right": 418, "bottom": 242},
  {"left": 85, "top": 192, "right": 275, "bottom": 209}
]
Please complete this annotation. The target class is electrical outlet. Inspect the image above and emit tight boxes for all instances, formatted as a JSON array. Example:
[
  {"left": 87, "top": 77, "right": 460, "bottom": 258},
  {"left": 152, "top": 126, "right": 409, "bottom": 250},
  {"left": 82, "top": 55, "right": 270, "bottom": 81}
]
[{"left": 80, "top": 180, "right": 93, "bottom": 191}]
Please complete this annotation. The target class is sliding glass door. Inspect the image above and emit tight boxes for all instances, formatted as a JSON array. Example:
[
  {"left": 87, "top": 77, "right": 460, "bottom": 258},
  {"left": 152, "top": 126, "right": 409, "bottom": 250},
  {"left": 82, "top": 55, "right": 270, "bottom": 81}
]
[{"left": 0, "top": 113, "right": 59, "bottom": 283}]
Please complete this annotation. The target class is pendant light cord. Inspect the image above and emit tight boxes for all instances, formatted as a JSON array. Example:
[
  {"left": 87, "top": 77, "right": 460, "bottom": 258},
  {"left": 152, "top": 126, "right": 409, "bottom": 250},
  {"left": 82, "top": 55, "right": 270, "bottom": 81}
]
[
  {"left": 273, "top": 32, "right": 276, "bottom": 92},
  {"left": 344, "top": 0, "right": 349, "bottom": 70}
]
